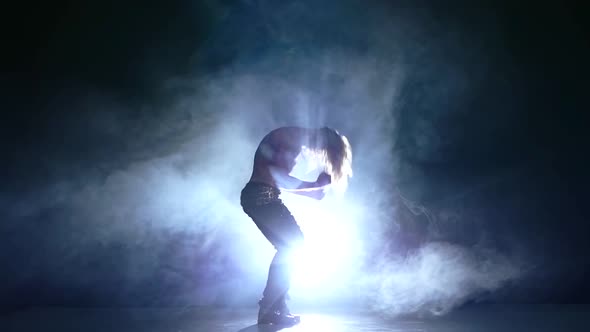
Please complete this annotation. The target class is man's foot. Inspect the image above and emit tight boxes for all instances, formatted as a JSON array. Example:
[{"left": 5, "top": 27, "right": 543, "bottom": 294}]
[{"left": 258, "top": 311, "right": 301, "bottom": 326}]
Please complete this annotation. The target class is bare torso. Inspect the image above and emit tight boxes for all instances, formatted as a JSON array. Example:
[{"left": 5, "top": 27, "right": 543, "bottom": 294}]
[
  {"left": 248, "top": 127, "right": 332, "bottom": 200},
  {"left": 249, "top": 127, "right": 307, "bottom": 187}
]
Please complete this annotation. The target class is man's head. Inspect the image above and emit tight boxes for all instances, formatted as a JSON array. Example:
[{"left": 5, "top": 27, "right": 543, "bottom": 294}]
[{"left": 320, "top": 127, "right": 353, "bottom": 192}]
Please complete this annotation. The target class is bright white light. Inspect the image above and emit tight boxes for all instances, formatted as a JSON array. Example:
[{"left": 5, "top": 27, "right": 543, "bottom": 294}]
[
  {"left": 280, "top": 148, "right": 362, "bottom": 299},
  {"left": 293, "top": 209, "right": 352, "bottom": 286},
  {"left": 283, "top": 194, "right": 362, "bottom": 297}
]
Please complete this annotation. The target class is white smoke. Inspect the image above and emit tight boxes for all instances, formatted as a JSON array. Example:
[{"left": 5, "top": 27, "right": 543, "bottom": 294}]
[
  {"left": 366, "top": 242, "right": 523, "bottom": 317},
  {"left": 3, "top": 0, "right": 528, "bottom": 312}
]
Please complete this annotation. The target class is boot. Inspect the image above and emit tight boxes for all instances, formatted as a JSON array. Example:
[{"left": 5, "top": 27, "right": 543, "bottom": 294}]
[
  {"left": 272, "top": 294, "right": 293, "bottom": 316},
  {"left": 257, "top": 298, "right": 300, "bottom": 326},
  {"left": 258, "top": 311, "right": 300, "bottom": 326},
  {"left": 257, "top": 298, "right": 273, "bottom": 324}
]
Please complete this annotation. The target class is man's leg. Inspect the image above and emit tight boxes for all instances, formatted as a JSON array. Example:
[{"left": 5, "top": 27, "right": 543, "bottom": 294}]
[
  {"left": 272, "top": 294, "right": 290, "bottom": 315},
  {"left": 248, "top": 202, "right": 302, "bottom": 325},
  {"left": 258, "top": 248, "right": 292, "bottom": 322}
]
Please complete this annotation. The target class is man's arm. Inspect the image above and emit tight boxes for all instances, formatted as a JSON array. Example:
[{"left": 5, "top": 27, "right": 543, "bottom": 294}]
[
  {"left": 286, "top": 187, "right": 327, "bottom": 200},
  {"left": 271, "top": 168, "right": 331, "bottom": 200},
  {"left": 269, "top": 166, "right": 324, "bottom": 190}
]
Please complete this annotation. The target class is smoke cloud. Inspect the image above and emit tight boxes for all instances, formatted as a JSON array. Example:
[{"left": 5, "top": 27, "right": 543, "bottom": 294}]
[
  {"left": 366, "top": 242, "right": 523, "bottom": 316},
  {"left": 1, "top": 0, "right": 533, "bottom": 315}
]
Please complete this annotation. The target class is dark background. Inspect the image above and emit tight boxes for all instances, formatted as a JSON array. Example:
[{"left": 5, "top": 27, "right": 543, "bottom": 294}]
[{"left": 1, "top": 0, "right": 589, "bottom": 308}]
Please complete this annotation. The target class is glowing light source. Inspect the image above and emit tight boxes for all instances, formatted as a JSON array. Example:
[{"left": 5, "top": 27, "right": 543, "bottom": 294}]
[
  {"left": 280, "top": 147, "right": 361, "bottom": 298},
  {"left": 284, "top": 194, "right": 361, "bottom": 297}
]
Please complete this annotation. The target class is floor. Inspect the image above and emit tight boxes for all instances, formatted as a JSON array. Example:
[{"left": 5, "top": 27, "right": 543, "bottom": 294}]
[{"left": 1, "top": 304, "right": 589, "bottom": 332}]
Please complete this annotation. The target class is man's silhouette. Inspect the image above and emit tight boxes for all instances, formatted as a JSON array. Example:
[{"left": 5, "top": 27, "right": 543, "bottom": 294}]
[{"left": 240, "top": 127, "right": 352, "bottom": 325}]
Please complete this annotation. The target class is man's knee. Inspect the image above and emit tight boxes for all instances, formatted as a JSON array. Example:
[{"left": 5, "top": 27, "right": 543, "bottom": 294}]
[{"left": 272, "top": 246, "right": 301, "bottom": 266}]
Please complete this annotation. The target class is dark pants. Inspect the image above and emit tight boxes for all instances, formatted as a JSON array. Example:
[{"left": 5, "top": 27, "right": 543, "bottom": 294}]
[{"left": 241, "top": 182, "right": 304, "bottom": 312}]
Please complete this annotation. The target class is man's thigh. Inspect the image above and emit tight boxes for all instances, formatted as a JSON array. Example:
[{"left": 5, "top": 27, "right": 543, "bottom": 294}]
[{"left": 252, "top": 203, "right": 303, "bottom": 249}]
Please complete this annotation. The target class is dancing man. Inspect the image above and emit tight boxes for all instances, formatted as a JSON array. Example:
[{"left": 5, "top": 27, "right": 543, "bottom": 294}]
[{"left": 240, "top": 126, "right": 352, "bottom": 325}]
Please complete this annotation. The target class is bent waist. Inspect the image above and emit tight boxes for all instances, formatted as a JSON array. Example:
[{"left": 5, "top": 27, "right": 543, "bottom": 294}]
[{"left": 241, "top": 181, "right": 282, "bottom": 206}]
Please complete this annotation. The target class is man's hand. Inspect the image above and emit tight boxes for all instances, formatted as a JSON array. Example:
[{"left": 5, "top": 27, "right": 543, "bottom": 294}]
[
  {"left": 300, "top": 187, "right": 326, "bottom": 200},
  {"left": 308, "top": 189, "right": 326, "bottom": 200},
  {"left": 315, "top": 172, "right": 332, "bottom": 187}
]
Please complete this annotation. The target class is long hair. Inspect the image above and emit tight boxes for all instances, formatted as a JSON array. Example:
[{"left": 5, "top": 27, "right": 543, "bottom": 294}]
[{"left": 307, "top": 127, "right": 353, "bottom": 193}]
